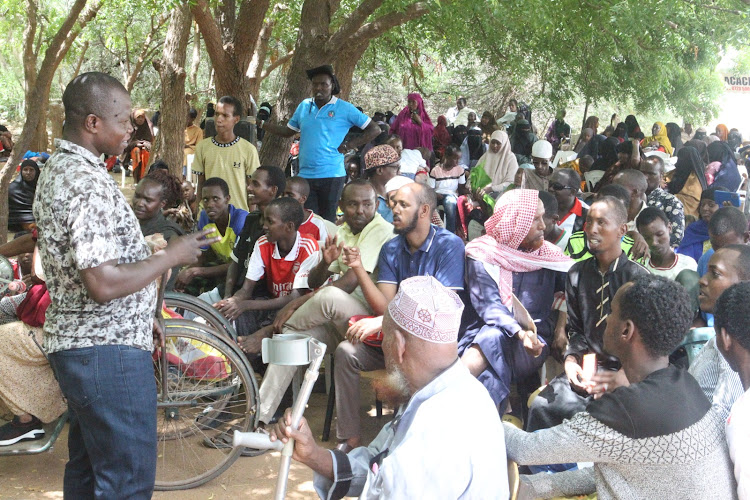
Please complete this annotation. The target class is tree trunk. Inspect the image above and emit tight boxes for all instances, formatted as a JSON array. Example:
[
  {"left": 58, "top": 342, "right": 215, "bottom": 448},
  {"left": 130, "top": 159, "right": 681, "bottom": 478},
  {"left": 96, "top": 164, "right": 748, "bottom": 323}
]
[
  {"left": 334, "top": 41, "right": 370, "bottom": 100},
  {"left": 189, "top": 22, "right": 201, "bottom": 87},
  {"left": 155, "top": 3, "right": 192, "bottom": 180},
  {"left": 0, "top": 0, "right": 97, "bottom": 243},
  {"left": 258, "top": 46, "right": 328, "bottom": 167},
  {"left": 191, "top": 0, "right": 270, "bottom": 117}
]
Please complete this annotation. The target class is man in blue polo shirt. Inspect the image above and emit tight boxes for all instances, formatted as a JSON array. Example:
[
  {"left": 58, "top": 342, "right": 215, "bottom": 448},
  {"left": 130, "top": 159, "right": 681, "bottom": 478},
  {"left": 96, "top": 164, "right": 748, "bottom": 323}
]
[
  {"left": 333, "top": 182, "right": 466, "bottom": 451},
  {"left": 260, "top": 65, "right": 381, "bottom": 222}
]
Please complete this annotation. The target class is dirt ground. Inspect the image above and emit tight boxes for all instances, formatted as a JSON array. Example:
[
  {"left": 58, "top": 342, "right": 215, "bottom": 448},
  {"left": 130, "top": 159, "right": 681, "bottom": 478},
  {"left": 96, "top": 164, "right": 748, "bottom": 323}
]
[
  {"left": 0, "top": 384, "right": 389, "bottom": 500},
  {"left": 0, "top": 171, "right": 390, "bottom": 499}
]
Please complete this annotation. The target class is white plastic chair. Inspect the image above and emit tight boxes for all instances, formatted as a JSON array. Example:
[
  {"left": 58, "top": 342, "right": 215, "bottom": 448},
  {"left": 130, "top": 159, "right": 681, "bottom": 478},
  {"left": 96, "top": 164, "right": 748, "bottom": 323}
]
[{"left": 584, "top": 170, "right": 605, "bottom": 191}]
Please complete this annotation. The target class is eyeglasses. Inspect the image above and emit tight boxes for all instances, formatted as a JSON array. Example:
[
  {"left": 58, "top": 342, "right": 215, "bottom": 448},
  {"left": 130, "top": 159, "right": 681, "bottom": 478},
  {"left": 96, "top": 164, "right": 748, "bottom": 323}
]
[{"left": 549, "top": 182, "right": 574, "bottom": 191}]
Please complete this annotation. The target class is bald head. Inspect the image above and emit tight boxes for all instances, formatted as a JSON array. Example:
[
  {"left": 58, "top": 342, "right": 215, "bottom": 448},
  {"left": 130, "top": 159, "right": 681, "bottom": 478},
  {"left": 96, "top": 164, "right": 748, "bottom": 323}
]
[
  {"left": 613, "top": 169, "right": 648, "bottom": 194},
  {"left": 63, "top": 72, "right": 129, "bottom": 131}
]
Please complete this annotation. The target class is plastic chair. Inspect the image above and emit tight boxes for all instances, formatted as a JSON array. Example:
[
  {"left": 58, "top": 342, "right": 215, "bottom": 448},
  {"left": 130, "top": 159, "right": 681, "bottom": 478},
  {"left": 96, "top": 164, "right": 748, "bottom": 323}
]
[
  {"left": 584, "top": 170, "right": 604, "bottom": 191},
  {"left": 678, "top": 327, "right": 715, "bottom": 365},
  {"left": 508, "top": 460, "right": 520, "bottom": 500},
  {"left": 552, "top": 150, "right": 577, "bottom": 169}
]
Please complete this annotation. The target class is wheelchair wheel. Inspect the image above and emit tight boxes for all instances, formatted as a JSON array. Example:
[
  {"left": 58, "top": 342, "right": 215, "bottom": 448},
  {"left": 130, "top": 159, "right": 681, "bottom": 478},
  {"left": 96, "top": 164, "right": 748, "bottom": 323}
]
[
  {"left": 154, "top": 320, "right": 259, "bottom": 490},
  {"left": 164, "top": 291, "right": 238, "bottom": 341}
]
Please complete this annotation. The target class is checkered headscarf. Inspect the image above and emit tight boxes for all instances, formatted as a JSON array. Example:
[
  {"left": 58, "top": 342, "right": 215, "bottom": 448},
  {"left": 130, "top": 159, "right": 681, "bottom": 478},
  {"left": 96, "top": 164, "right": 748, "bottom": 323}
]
[{"left": 465, "top": 189, "right": 573, "bottom": 306}]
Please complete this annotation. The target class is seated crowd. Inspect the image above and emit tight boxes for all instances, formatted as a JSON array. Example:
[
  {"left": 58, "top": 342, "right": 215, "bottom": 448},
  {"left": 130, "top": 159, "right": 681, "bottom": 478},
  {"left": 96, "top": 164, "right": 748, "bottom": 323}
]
[{"left": 3, "top": 84, "right": 750, "bottom": 500}]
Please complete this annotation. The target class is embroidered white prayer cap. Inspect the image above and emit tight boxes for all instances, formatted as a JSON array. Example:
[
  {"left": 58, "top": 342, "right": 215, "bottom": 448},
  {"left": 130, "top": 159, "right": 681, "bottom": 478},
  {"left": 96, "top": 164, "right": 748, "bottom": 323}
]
[
  {"left": 387, "top": 276, "right": 464, "bottom": 343},
  {"left": 384, "top": 175, "right": 413, "bottom": 194},
  {"left": 531, "top": 139, "right": 553, "bottom": 159}
]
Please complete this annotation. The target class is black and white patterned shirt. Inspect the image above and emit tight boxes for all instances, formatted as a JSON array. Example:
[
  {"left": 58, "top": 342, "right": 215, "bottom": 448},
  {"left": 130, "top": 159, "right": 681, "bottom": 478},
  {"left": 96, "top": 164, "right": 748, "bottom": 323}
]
[{"left": 34, "top": 140, "right": 156, "bottom": 353}]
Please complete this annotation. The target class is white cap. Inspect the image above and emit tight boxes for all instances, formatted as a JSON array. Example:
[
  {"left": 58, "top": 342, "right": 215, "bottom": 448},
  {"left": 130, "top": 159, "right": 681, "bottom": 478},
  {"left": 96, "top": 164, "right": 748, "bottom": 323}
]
[
  {"left": 385, "top": 175, "right": 413, "bottom": 194},
  {"left": 531, "top": 140, "right": 553, "bottom": 159},
  {"left": 387, "top": 276, "right": 464, "bottom": 344}
]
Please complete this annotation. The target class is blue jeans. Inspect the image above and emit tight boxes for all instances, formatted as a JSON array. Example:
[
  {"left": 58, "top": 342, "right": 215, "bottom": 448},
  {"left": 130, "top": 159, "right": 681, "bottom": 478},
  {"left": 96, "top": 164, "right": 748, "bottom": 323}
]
[
  {"left": 439, "top": 193, "right": 458, "bottom": 233},
  {"left": 303, "top": 176, "right": 346, "bottom": 222},
  {"left": 49, "top": 345, "right": 157, "bottom": 499}
]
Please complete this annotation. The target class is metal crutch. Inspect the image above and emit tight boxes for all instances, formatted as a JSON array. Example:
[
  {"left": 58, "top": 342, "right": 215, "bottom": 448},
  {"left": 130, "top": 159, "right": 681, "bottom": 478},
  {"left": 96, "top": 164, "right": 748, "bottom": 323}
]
[{"left": 233, "top": 333, "right": 326, "bottom": 500}]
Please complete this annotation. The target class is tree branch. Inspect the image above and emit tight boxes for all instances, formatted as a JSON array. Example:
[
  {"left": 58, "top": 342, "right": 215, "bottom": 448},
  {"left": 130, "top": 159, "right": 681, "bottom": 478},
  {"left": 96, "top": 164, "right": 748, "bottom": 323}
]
[
  {"left": 126, "top": 12, "right": 169, "bottom": 91},
  {"left": 326, "top": 0, "right": 385, "bottom": 53},
  {"left": 232, "top": 0, "right": 271, "bottom": 69},
  {"left": 124, "top": 25, "right": 131, "bottom": 76},
  {"left": 22, "top": 0, "right": 38, "bottom": 92},
  {"left": 52, "top": 0, "right": 104, "bottom": 69},
  {"left": 191, "top": 0, "right": 231, "bottom": 71},
  {"left": 72, "top": 40, "right": 89, "bottom": 78},
  {"left": 354, "top": 1, "right": 432, "bottom": 42},
  {"left": 395, "top": 44, "right": 425, "bottom": 95},
  {"left": 247, "top": 17, "right": 275, "bottom": 80},
  {"left": 260, "top": 49, "right": 294, "bottom": 79}
]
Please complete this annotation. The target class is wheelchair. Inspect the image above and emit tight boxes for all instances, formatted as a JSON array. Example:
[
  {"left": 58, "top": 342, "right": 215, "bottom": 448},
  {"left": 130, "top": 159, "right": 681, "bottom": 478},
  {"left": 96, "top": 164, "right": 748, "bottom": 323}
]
[{"left": 0, "top": 285, "right": 259, "bottom": 491}]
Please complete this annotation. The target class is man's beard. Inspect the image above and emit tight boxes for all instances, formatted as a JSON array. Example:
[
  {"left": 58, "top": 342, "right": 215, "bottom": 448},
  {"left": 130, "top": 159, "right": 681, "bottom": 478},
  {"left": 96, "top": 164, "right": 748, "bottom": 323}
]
[
  {"left": 394, "top": 211, "right": 418, "bottom": 235},
  {"left": 372, "top": 364, "right": 412, "bottom": 407}
]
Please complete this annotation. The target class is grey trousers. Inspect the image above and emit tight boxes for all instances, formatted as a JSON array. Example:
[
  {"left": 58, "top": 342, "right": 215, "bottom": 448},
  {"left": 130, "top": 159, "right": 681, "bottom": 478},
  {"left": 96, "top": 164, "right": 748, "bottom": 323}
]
[
  {"left": 257, "top": 287, "right": 370, "bottom": 423},
  {"left": 333, "top": 340, "right": 385, "bottom": 440}
]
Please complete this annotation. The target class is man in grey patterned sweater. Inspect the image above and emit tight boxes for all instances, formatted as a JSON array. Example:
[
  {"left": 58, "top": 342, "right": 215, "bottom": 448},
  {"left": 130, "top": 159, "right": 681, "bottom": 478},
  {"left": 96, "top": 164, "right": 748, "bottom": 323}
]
[{"left": 505, "top": 275, "right": 737, "bottom": 499}]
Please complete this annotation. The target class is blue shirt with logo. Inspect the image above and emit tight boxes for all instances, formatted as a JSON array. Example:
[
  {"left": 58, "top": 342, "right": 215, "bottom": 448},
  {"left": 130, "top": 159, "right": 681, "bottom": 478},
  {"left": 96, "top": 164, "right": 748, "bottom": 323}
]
[{"left": 287, "top": 96, "right": 370, "bottom": 179}]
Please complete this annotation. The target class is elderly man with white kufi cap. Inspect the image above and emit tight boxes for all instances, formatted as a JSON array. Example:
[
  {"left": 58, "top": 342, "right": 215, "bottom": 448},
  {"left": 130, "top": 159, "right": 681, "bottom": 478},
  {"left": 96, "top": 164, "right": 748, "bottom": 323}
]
[
  {"left": 524, "top": 139, "right": 555, "bottom": 191},
  {"left": 269, "top": 276, "right": 509, "bottom": 499}
]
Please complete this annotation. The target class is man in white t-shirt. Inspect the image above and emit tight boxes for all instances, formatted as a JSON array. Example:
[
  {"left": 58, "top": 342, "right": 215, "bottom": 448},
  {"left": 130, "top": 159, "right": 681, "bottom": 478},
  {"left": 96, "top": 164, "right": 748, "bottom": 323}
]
[{"left": 714, "top": 279, "right": 750, "bottom": 500}]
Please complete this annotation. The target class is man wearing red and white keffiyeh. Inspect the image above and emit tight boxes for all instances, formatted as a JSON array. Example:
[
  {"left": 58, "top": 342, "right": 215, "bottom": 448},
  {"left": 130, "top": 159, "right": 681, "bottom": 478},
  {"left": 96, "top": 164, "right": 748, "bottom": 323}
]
[{"left": 460, "top": 188, "right": 573, "bottom": 412}]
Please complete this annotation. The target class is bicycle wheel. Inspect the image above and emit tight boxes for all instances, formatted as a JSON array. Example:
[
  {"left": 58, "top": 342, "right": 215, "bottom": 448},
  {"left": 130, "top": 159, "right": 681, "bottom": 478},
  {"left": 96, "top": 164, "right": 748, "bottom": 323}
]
[
  {"left": 164, "top": 291, "right": 238, "bottom": 341},
  {"left": 154, "top": 320, "right": 259, "bottom": 490}
]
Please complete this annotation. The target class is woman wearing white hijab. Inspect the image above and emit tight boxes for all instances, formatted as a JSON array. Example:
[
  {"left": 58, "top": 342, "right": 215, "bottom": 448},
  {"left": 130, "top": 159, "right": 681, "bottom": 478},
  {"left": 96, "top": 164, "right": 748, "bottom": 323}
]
[{"left": 468, "top": 130, "right": 519, "bottom": 197}]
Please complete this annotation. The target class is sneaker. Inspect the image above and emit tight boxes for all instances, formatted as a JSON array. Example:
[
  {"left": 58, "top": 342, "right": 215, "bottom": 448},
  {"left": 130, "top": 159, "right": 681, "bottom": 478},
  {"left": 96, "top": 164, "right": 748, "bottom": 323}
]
[{"left": 0, "top": 416, "right": 44, "bottom": 446}]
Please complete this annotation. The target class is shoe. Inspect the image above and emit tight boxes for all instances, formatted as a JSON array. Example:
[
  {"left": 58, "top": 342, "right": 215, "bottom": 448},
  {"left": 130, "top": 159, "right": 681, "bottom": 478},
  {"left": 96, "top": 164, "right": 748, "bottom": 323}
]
[{"left": 0, "top": 416, "right": 44, "bottom": 446}]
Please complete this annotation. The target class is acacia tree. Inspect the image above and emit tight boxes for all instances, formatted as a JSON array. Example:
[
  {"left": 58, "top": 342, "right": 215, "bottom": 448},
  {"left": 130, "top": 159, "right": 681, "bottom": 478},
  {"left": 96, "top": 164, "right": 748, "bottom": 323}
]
[{"left": 0, "top": 0, "right": 102, "bottom": 243}]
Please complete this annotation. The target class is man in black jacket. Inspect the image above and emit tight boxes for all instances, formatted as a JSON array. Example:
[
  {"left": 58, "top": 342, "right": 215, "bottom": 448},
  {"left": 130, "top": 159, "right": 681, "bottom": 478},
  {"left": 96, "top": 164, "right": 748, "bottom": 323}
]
[{"left": 526, "top": 196, "right": 649, "bottom": 432}]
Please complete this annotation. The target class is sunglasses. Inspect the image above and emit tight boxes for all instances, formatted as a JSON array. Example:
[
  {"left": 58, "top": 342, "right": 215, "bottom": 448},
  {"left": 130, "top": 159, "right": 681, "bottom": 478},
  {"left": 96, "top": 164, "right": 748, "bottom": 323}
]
[{"left": 549, "top": 182, "right": 574, "bottom": 191}]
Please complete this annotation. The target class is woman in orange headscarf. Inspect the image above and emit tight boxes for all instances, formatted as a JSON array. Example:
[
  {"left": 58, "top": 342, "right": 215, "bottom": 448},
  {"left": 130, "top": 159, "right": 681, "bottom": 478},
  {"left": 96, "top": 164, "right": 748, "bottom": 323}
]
[
  {"left": 124, "top": 109, "right": 154, "bottom": 182},
  {"left": 715, "top": 124, "right": 729, "bottom": 142}
]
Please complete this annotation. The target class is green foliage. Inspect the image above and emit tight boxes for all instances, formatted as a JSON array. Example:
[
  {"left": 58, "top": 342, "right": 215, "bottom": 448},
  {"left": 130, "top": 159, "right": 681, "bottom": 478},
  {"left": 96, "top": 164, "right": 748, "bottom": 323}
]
[{"left": 348, "top": 0, "right": 749, "bottom": 126}]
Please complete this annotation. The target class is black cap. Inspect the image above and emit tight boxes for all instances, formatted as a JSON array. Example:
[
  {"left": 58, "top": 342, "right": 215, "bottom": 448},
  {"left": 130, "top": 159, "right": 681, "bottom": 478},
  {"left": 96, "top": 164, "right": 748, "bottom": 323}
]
[{"left": 305, "top": 65, "right": 341, "bottom": 95}]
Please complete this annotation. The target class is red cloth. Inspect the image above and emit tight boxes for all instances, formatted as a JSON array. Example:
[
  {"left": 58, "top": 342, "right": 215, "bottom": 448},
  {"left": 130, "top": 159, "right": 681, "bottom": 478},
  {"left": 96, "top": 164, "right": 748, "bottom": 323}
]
[
  {"left": 105, "top": 156, "right": 118, "bottom": 171},
  {"left": 465, "top": 189, "right": 572, "bottom": 306},
  {"left": 434, "top": 115, "right": 452, "bottom": 147},
  {"left": 16, "top": 283, "right": 50, "bottom": 327}
]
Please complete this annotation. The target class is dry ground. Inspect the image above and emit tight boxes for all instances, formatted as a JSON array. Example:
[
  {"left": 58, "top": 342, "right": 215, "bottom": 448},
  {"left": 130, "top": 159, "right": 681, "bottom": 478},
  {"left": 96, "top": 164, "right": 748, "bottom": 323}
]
[{"left": 0, "top": 172, "right": 389, "bottom": 499}]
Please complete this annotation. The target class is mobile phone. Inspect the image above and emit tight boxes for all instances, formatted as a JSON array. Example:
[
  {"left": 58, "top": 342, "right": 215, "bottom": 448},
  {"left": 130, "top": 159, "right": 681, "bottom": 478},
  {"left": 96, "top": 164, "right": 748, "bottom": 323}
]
[
  {"left": 715, "top": 190, "right": 740, "bottom": 207},
  {"left": 582, "top": 353, "right": 597, "bottom": 381}
]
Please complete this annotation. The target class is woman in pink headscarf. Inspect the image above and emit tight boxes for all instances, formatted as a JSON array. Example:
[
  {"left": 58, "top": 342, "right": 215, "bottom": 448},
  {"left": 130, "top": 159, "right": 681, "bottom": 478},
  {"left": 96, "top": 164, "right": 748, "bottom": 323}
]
[
  {"left": 459, "top": 188, "right": 573, "bottom": 409},
  {"left": 389, "top": 93, "right": 435, "bottom": 150}
]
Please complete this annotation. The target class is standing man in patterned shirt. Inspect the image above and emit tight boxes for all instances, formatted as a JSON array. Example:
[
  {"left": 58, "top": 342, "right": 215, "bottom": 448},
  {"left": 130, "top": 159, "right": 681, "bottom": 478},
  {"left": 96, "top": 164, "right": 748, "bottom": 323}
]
[{"left": 33, "top": 72, "right": 217, "bottom": 499}]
